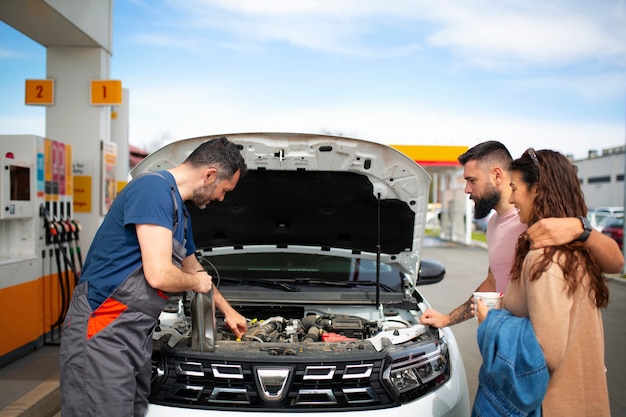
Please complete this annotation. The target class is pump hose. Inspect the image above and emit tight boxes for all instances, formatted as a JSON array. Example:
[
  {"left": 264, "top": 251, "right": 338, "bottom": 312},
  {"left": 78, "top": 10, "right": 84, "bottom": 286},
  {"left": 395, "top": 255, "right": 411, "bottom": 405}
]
[
  {"left": 76, "top": 244, "right": 83, "bottom": 272},
  {"left": 50, "top": 243, "right": 67, "bottom": 330},
  {"left": 61, "top": 244, "right": 73, "bottom": 310},
  {"left": 69, "top": 246, "right": 79, "bottom": 286},
  {"left": 53, "top": 236, "right": 80, "bottom": 327},
  {"left": 41, "top": 207, "right": 79, "bottom": 332}
]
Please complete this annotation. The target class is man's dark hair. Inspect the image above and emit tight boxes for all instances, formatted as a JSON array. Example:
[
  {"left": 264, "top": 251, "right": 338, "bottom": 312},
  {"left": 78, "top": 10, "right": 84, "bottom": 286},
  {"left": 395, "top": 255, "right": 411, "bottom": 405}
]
[
  {"left": 184, "top": 136, "right": 247, "bottom": 179},
  {"left": 458, "top": 140, "right": 512, "bottom": 167}
]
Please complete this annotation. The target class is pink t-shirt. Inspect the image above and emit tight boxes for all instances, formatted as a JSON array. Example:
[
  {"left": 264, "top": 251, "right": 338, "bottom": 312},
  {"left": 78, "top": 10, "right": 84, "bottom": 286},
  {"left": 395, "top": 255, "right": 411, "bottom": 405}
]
[{"left": 486, "top": 208, "right": 527, "bottom": 293}]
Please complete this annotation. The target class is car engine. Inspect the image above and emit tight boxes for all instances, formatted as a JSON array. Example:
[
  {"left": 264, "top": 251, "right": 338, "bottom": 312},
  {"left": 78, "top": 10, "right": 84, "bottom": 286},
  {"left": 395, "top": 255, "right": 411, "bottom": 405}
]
[{"left": 153, "top": 296, "right": 433, "bottom": 352}]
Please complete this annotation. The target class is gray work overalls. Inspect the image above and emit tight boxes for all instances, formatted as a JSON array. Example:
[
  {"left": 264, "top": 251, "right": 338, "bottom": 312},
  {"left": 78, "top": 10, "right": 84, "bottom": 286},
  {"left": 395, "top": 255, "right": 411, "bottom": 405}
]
[{"left": 60, "top": 174, "right": 187, "bottom": 417}]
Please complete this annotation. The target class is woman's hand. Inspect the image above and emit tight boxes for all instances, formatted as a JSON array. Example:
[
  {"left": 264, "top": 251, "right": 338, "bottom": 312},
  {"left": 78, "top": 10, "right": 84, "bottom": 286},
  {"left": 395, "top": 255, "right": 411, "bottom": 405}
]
[{"left": 473, "top": 297, "right": 490, "bottom": 324}]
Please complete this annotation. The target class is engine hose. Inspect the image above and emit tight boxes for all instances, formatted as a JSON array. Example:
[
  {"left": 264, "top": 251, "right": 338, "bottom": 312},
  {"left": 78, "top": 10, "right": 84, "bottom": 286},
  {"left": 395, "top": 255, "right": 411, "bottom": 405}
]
[
  {"left": 302, "top": 325, "right": 321, "bottom": 343},
  {"left": 301, "top": 315, "right": 318, "bottom": 330}
]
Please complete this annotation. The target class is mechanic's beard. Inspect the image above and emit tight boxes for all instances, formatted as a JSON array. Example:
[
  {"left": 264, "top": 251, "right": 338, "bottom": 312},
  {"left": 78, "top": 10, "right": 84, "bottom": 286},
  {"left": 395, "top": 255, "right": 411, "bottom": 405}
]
[
  {"left": 473, "top": 189, "right": 500, "bottom": 219},
  {"left": 192, "top": 182, "right": 217, "bottom": 210}
]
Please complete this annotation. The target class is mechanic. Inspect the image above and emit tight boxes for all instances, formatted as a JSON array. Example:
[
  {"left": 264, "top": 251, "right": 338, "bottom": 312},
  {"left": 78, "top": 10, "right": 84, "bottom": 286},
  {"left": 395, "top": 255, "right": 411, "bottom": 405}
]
[
  {"left": 60, "top": 136, "right": 248, "bottom": 417},
  {"left": 420, "top": 140, "right": 623, "bottom": 328}
]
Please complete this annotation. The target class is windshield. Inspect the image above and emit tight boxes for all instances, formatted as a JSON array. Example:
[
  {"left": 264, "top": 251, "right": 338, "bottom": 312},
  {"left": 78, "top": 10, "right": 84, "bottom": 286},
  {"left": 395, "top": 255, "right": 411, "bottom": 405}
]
[{"left": 199, "top": 253, "right": 405, "bottom": 291}]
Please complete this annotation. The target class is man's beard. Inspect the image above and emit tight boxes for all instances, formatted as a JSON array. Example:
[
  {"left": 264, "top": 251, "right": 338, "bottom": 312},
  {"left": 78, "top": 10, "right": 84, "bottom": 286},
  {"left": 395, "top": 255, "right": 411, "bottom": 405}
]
[
  {"left": 192, "top": 182, "right": 217, "bottom": 209},
  {"left": 473, "top": 187, "right": 500, "bottom": 219}
]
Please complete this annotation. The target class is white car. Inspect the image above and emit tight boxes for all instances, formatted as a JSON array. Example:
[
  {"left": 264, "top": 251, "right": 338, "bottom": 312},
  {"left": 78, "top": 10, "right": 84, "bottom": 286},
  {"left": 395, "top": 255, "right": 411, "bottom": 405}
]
[
  {"left": 132, "top": 132, "right": 470, "bottom": 417},
  {"left": 588, "top": 207, "right": 624, "bottom": 231}
]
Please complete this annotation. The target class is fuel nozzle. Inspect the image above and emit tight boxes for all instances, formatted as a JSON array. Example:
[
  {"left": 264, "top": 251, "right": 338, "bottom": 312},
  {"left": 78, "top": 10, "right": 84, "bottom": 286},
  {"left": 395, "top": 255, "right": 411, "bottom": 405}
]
[
  {"left": 71, "top": 219, "right": 81, "bottom": 240},
  {"left": 41, "top": 204, "right": 59, "bottom": 244}
]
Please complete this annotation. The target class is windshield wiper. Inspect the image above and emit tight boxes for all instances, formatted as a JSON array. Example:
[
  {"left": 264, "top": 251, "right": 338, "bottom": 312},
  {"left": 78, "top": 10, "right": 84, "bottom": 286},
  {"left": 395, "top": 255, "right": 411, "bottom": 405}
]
[
  {"left": 218, "top": 276, "right": 300, "bottom": 292},
  {"left": 293, "top": 278, "right": 396, "bottom": 292}
]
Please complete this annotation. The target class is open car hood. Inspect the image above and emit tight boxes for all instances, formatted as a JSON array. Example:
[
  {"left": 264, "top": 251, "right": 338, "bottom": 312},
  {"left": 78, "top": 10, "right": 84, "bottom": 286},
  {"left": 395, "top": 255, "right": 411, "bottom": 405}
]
[{"left": 131, "top": 132, "right": 432, "bottom": 284}]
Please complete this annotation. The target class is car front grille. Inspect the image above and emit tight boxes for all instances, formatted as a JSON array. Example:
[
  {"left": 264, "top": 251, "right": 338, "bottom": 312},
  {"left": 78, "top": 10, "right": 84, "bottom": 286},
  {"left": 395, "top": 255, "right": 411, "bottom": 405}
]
[{"left": 151, "top": 350, "right": 398, "bottom": 412}]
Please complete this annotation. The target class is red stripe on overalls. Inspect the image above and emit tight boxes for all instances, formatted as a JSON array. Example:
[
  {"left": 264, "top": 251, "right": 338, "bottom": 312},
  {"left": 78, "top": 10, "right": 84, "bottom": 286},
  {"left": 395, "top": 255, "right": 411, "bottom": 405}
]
[{"left": 87, "top": 298, "right": 129, "bottom": 339}]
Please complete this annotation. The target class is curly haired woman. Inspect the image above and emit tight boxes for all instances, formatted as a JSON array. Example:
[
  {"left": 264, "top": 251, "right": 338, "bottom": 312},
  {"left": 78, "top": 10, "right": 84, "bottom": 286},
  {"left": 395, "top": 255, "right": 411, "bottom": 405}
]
[{"left": 477, "top": 148, "right": 610, "bottom": 416}]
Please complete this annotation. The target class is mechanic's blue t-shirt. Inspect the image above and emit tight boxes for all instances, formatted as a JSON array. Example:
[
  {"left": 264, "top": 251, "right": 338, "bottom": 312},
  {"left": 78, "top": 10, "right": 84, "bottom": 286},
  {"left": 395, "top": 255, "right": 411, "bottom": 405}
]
[{"left": 79, "top": 171, "right": 196, "bottom": 310}]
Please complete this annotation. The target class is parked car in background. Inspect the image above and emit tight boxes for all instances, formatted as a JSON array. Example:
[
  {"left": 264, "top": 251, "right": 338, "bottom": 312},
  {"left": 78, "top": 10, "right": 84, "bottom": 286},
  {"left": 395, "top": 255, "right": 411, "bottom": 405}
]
[
  {"left": 472, "top": 209, "right": 494, "bottom": 232},
  {"left": 601, "top": 216, "right": 624, "bottom": 250},
  {"left": 592, "top": 206, "right": 624, "bottom": 215},
  {"left": 132, "top": 133, "right": 471, "bottom": 417},
  {"left": 588, "top": 207, "right": 624, "bottom": 231},
  {"left": 593, "top": 214, "right": 621, "bottom": 233},
  {"left": 426, "top": 203, "right": 442, "bottom": 230}
]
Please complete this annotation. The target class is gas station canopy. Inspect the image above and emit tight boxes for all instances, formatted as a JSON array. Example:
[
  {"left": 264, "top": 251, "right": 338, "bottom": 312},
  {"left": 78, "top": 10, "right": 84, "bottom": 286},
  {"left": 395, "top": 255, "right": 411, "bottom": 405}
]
[
  {"left": 0, "top": 0, "right": 112, "bottom": 50},
  {"left": 391, "top": 145, "right": 467, "bottom": 167}
]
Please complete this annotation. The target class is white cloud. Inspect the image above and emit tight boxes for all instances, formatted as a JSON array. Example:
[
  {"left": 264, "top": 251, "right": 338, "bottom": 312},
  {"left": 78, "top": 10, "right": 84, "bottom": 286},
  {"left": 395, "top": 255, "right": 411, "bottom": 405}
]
[
  {"left": 158, "top": 0, "right": 626, "bottom": 68},
  {"left": 426, "top": 2, "right": 626, "bottom": 69},
  {"left": 125, "top": 82, "right": 623, "bottom": 160},
  {"left": 0, "top": 48, "right": 15, "bottom": 58},
  {"left": 502, "top": 71, "right": 626, "bottom": 103},
  {"left": 4, "top": 0, "right": 624, "bottom": 165}
]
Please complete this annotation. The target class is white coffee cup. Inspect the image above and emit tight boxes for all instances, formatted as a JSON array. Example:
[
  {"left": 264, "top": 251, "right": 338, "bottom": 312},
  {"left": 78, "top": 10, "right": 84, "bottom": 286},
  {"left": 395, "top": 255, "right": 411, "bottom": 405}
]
[{"left": 473, "top": 291, "right": 503, "bottom": 313}]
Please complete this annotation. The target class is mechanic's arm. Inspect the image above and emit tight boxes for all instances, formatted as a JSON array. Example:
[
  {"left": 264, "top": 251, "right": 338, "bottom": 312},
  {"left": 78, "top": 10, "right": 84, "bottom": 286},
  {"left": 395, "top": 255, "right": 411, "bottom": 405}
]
[
  {"left": 182, "top": 254, "right": 247, "bottom": 339},
  {"left": 528, "top": 217, "right": 624, "bottom": 273},
  {"left": 420, "top": 268, "right": 496, "bottom": 328},
  {"left": 212, "top": 287, "right": 247, "bottom": 338},
  {"left": 137, "top": 224, "right": 212, "bottom": 293}
]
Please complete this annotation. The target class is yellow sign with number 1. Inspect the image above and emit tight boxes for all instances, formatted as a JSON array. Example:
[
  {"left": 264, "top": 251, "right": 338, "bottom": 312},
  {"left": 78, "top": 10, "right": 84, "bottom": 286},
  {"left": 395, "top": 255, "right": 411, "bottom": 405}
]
[{"left": 90, "top": 80, "right": 123, "bottom": 105}]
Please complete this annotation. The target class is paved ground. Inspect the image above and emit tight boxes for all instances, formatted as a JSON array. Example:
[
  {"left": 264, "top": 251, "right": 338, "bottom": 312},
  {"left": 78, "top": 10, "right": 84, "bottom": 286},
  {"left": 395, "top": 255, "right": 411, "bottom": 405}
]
[
  {"left": 1, "top": 237, "right": 624, "bottom": 416},
  {"left": 420, "top": 237, "right": 626, "bottom": 416}
]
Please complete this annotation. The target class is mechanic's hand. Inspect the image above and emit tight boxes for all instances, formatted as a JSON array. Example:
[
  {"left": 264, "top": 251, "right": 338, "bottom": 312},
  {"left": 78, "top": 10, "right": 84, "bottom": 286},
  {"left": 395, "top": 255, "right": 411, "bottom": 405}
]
[
  {"left": 224, "top": 310, "right": 248, "bottom": 339},
  {"left": 527, "top": 217, "right": 580, "bottom": 249},
  {"left": 194, "top": 270, "right": 213, "bottom": 293},
  {"left": 420, "top": 308, "right": 449, "bottom": 328}
]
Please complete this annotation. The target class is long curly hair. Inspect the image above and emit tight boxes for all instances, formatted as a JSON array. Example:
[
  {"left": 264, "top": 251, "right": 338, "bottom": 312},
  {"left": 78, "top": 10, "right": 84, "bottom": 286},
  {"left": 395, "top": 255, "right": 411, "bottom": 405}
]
[{"left": 509, "top": 149, "right": 609, "bottom": 308}]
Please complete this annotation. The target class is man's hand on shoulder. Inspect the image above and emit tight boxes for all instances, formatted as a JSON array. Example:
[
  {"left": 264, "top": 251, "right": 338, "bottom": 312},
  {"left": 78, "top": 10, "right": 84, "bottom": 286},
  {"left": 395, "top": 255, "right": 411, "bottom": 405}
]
[
  {"left": 530, "top": 216, "right": 624, "bottom": 273},
  {"left": 527, "top": 217, "right": 580, "bottom": 249}
]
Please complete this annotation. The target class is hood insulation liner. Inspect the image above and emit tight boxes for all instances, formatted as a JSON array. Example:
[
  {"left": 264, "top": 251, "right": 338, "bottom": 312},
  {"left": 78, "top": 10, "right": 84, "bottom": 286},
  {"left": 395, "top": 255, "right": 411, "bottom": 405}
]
[{"left": 188, "top": 170, "right": 415, "bottom": 255}]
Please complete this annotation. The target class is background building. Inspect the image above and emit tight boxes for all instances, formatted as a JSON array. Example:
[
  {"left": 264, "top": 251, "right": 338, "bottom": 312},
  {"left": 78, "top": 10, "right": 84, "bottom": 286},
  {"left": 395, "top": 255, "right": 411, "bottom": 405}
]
[{"left": 575, "top": 146, "right": 625, "bottom": 209}]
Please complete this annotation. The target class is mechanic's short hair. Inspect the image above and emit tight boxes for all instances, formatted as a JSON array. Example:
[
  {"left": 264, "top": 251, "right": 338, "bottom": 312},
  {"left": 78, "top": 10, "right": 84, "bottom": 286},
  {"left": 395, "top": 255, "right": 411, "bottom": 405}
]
[{"left": 185, "top": 136, "right": 248, "bottom": 180}]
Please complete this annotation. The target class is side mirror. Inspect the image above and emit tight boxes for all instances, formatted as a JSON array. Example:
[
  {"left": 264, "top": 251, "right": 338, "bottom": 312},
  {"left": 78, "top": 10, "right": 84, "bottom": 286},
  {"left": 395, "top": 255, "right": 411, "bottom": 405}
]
[{"left": 416, "top": 258, "right": 445, "bottom": 286}]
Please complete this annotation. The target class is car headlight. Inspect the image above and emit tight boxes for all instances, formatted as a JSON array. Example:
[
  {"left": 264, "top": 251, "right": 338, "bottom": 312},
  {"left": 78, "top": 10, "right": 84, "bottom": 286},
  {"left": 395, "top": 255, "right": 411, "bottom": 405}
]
[{"left": 382, "top": 340, "right": 450, "bottom": 403}]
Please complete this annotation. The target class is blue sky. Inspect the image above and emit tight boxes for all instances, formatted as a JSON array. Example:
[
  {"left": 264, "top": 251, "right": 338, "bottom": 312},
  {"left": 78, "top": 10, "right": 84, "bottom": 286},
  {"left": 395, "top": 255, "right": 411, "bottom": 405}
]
[{"left": 1, "top": 0, "right": 626, "bottom": 160}]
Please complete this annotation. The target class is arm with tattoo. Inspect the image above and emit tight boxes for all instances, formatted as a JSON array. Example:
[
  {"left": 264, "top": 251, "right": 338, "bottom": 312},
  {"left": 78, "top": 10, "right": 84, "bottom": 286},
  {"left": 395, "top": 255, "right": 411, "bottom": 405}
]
[
  {"left": 447, "top": 298, "right": 475, "bottom": 325},
  {"left": 420, "top": 271, "right": 495, "bottom": 328},
  {"left": 420, "top": 298, "right": 474, "bottom": 328}
]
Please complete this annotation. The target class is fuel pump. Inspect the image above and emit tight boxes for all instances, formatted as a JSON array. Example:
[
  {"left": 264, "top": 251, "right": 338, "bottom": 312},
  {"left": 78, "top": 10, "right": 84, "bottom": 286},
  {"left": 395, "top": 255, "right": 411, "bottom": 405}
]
[{"left": 0, "top": 135, "right": 77, "bottom": 366}]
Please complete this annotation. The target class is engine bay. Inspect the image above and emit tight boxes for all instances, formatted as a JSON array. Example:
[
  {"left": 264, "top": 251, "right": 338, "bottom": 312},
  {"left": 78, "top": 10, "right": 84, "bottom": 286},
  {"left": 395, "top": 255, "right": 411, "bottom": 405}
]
[{"left": 153, "top": 294, "right": 434, "bottom": 353}]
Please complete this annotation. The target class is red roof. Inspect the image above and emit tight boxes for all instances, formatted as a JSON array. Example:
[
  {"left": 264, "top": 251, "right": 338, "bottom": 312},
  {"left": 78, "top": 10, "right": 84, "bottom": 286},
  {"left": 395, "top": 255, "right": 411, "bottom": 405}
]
[{"left": 129, "top": 144, "right": 148, "bottom": 168}]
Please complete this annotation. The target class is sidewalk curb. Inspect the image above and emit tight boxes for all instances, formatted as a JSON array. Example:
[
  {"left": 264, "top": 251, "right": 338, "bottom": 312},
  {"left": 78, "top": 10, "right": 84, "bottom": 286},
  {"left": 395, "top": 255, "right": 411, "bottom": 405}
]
[
  {"left": 606, "top": 275, "right": 626, "bottom": 285},
  {"left": 0, "top": 374, "right": 59, "bottom": 417}
]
